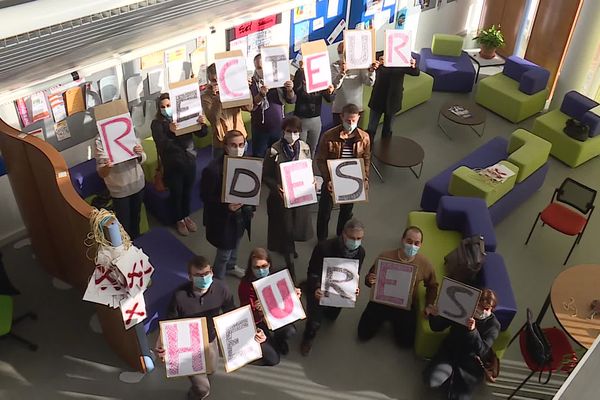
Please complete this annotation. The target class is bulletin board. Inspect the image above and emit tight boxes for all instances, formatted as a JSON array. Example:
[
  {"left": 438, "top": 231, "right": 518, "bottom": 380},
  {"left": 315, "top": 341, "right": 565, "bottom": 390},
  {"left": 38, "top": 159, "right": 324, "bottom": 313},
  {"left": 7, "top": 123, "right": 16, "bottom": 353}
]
[
  {"left": 289, "top": 0, "right": 350, "bottom": 59},
  {"left": 349, "top": 0, "right": 398, "bottom": 31}
]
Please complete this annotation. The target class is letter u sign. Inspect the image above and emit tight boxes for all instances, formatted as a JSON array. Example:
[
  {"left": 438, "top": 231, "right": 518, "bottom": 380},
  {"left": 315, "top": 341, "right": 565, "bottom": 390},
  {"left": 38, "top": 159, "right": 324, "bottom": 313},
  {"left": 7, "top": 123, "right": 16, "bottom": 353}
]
[{"left": 252, "top": 269, "right": 306, "bottom": 330}]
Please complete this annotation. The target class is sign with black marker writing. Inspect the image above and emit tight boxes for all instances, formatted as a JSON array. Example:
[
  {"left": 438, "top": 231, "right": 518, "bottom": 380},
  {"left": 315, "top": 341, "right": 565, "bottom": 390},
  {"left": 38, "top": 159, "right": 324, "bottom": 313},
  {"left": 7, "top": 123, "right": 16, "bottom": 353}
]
[
  {"left": 436, "top": 277, "right": 482, "bottom": 327},
  {"left": 319, "top": 258, "right": 359, "bottom": 308},
  {"left": 260, "top": 45, "right": 290, "bottom": 88},
  {"left": 222, "top": 156, "right": 263, "bottom": 206},
  {"left": 169, "top": 78, "right": 203, "bottom": 135},
  {"left": 327, "top": 158, "right": 368, "bottom": 204},
  {"left": 343, "top": 29, "right": 375, "bottom": 70}
]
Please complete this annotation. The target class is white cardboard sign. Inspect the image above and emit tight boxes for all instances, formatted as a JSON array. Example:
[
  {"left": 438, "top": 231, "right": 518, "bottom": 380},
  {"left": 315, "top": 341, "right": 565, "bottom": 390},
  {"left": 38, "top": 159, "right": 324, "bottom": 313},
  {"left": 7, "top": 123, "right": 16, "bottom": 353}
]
[
  {"left": 319, "top": 258, "right": 360, "bottom": 308},
  {"left": 160, "top": 317, "right": 209, "bottom": 378},
  {"left": 222, "top": 156, "right": 263, "bottom": 206},
  {"left": 119, "top": 291, "right": 147, "bottom": 330},
  {"left": 301, "top": 40, "right": 332, "bottom": 93},
  {"left": 260, "top": 46, "right": 290, "bottom": 88},
  {"left": 279, "top": 159, "right": 318, "bottom": 208},
  {"left": 327, "top": 158, "right": 368, "bottom": 204},
  {"left": 95, "top": 100, "right": 138, "bottom": 164},
  {"left": 385, "top": 30, "right": 413, "bottom": 67},
  {"left": 169, "top": 79, "right": 203, "bottom": 132},
  {"left": 215, "top": 50, "right": 252, "bottom": 108},
  {"left": 371, "top": 258, "right": 416, "bottom": 310},
  {"left": 436, "top": 278, "right": 482, "bottom": 327},
  {"left": 213, "top": 306, "right": 262, "bottom": 372},
  {"left": 252, "top": 269, "right": 306, "bottom": 331},
  {"left": 344, "top": 29, "right": 375, "bottom": 70}
]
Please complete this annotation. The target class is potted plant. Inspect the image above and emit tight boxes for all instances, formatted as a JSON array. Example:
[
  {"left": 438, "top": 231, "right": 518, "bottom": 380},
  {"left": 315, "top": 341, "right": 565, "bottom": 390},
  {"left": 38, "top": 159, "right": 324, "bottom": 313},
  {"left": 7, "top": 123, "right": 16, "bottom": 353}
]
[{"left": 474, "top": 25, "right": 505, "bottom": 59}]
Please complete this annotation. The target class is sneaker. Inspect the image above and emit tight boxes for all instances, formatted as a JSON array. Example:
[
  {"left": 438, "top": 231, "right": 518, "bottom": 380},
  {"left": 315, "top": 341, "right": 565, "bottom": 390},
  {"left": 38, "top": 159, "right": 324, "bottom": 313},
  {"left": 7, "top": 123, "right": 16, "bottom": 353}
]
[
  {"left": 183, "top": 217, "right": 197, "bottom": 232},
  {"left": 226, "top": 265, "right": 246, "bottom": 278},
  {"left": 300, "top": 339, "right": 312, "bottom": 357},
  {"left": 176, "top": 220, "right": 189, "bottom": 236}
]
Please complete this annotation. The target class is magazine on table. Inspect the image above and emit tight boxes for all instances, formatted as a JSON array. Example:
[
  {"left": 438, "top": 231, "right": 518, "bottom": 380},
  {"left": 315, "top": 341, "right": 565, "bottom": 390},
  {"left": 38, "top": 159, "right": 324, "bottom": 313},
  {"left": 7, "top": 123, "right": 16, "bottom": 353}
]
[{"left": 448, "top": 105, "right": 472, "bottom": 119}]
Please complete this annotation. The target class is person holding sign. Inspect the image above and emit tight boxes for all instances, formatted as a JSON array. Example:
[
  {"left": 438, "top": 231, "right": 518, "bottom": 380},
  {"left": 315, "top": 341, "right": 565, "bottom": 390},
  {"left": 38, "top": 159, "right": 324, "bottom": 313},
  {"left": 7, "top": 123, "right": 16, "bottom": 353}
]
[
  {"left": 200, "top": 130, "right": 254, "bottom": 280},
  {"left": 315, "top": 103, "right": 371, "bottom": 241},
  {"left": 330, "top": 42, "right": 377, "bottom": 126},
  {"left": 424, "top": 289, "right": 500, "bottom": 400},
  {"left": 238, "top": 248, "right": 301, "bottom": 359},
  {"left": 250, "top": 54, "right": 296, "bottom": 158},
  {"left": 301, "top": 218, "right": 366, "bottom": 356},
  {"left": 292, "top": 63, "right": 335, "bottom": 157},
  {"left": 201, "top": 63, "right": 252, "bottom": 159},
  {"left": 95, "top": 134, "right": 146, "bottom": 239},
  {"left": 357, "top": 226, "right": 438, "bottom": 347},
  {"left": 155, "top": 255, "right": 266, "bottom": 399},
  {"left": 151, "top": 93, "right": 208, "bottom": 236},
  {"left": 263, "top": 116, "right": 314, "bottom": 279},
  {"left": 367, "top": 50, "right": 420, "bottom": 146}
]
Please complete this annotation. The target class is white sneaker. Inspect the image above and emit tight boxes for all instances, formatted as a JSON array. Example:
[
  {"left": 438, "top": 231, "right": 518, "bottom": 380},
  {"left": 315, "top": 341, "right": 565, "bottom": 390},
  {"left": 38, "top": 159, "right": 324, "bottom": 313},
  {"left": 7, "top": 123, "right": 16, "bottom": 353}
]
[{"left": 226, "top": 265, "right": 246, "bottom": 278}]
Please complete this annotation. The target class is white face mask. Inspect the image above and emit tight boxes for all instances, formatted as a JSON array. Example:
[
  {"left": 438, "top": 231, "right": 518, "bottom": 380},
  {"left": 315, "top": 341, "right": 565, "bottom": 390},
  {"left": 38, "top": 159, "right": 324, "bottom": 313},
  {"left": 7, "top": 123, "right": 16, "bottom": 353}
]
[
  {"left": 284, "top": 131, "right": 300, "bottom": 144},
  {"left": 474, "top": 308, "right": 492, "bottom": 320},
  {"left": 227, "top": 144, "right": 246, "bottom": 157},
  {"left": 342, "top": 121, "right": 358, "bottom": 132}
]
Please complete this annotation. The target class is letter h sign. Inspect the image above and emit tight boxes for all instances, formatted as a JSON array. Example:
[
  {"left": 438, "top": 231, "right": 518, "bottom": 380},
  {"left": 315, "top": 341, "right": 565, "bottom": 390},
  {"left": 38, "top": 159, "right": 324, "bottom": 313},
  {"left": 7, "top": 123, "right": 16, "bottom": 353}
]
[{"left": 160, "top": 317, "right": 209, "bottom": 378}]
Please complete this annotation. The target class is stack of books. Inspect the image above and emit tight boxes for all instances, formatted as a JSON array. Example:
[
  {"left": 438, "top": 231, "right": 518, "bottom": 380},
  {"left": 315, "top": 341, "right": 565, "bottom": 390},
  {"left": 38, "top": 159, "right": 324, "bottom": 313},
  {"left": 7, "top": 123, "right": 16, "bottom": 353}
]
[{"left": 448, "top": 105, "right": 472, "bottom": 119}]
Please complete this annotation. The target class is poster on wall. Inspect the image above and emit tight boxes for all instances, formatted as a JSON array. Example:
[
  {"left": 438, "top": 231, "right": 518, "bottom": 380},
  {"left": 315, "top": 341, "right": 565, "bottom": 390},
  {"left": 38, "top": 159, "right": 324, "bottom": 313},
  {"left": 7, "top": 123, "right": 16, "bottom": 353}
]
[
  {"left": 47, "top": 92, "right": 67, "bottom": 122},
  {"left": 319, "top": 258, "right": 360, "bottom": 308},
  {"left": 327, "top": 158, "right": 368, "bottom": 204},
  {"left": 30, "top": 91, "right": 50, "bottom": 122},
  {"left": 214, "top": 50, "right": 253, "bottom": 109},
  {"left": 222, "top": 156, "right": 263, "bottom": 206},
  {"left": 260, "top": 45, "right": 290, "bottom": 88},
  {"left": 141, "top": 51, "right": 165, "bottom": 70},
  {"left": 279, "top": 159, "right": 317, "bottom": 208},
  {"left": 213, "top": 306, "right": 263, "bottom": 372},
  {"left": 169, "top": 78, "right": 203, "bottom": 135},
  {"left": 99, "top": 75, "right": 120, "bottom": 103},
  {"left": 415, "top": 0, "right": 436, "bottom": 11},
  {"left": 159, "top": 317, "right": 209, "bottom": 378},
  {"left": 94, "top": 99, "right": 138, "bottom": 164},
  {"left": 436, "top": 278, "right": 482, "bottom": 327},
  {"left": 343, "top": 30, "right": 375, "bottom": 70},
  {"left": 395, "top": 6, "right": 408, "bottom": 29},
  {"left": 371, "top": 258, "right": 416, "bottom": 309},
  {"left": 190, "top": 42, "right": 208, "bottom": 85},
  {"left": 252, "top": 269, "right": 305, "bottom": 331},
  {"left": 294, "top": 2, "right": 317, "bottom": 22},
  {"left": 300, "top": 40, "right": 332, "bottom": 93},
  {"left": 54, "top": 120, "right": 72, "bottom": 142}
]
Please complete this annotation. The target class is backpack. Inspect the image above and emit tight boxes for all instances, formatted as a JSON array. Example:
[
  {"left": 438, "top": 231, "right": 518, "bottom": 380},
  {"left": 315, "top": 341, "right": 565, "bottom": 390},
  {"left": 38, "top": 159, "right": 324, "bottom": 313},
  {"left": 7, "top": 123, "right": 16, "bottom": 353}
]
[
  {"left": 525, "top": 308, "right": 553, "bottom": 383},
  {"left": 444, "top": 235, "right": 486, "bottom": 283},
  {"left": 564, "top": 118, "right": 589, "bottom": 142}
]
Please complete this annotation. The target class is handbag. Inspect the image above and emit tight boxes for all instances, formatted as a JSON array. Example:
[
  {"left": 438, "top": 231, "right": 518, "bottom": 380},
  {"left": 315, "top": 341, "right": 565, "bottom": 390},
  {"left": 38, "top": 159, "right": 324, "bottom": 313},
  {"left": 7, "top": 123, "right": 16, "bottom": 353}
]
[
  {"left": 153, "top": 154, "right": 167, "bottom": 192},
  {"left": 525, "top": 308, "right": 553, "bottom": 384},
  {"left": 444, "top": 235, "right": 486, "bottom": 284},
  {"left": 477, "top": 350, "right": 500, "bottom": 383},
  {"left": 564, "top": 118, "right": 589, "bottom": 142}
]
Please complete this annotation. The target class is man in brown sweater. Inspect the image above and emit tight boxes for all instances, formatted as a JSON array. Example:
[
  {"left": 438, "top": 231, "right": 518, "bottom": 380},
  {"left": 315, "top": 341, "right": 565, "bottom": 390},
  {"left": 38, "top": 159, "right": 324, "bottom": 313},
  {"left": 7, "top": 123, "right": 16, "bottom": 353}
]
[
  {"left": 315, "top": 103, "right": 371, "bottom": 241},
  {"left": 357, "top": 226, "right": 438, "bottom": 347}
]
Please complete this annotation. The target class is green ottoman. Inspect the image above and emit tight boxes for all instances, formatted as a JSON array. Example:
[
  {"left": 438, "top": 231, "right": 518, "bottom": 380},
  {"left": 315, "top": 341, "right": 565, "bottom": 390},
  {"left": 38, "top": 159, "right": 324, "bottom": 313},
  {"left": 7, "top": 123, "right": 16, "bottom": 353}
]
[
  {"left": 507, "top": 128, "right": 551, "bottom": 182},
  {"left": 449, "top": 161, "right": 519, "bottom": 206},
  {"left": 431, "top": 34, "right": 464, "bottom": 57}
]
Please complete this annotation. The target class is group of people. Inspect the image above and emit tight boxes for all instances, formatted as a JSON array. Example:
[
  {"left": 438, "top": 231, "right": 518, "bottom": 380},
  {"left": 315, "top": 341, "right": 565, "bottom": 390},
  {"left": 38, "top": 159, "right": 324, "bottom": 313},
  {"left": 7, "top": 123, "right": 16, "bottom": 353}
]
[{"left": 94, "top": 44, "right": 499, "bottom": 400}]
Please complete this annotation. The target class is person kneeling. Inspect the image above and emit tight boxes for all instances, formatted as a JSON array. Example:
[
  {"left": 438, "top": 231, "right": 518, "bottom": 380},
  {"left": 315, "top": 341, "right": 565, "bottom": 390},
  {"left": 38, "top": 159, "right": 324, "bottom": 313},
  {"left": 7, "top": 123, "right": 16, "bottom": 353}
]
[{"left": 424, "top": 289, "right": 500, "bottom": 400}]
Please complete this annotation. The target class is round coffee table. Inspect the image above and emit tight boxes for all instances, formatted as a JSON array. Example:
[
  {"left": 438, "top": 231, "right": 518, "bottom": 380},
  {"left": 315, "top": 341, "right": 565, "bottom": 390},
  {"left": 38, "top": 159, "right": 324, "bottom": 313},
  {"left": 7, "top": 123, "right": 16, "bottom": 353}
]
[
  {"left": 371, "top": 136, "right": 424, "bottom": 181},
  {"left": 438, "top": 100, "right": 487, "bottom": 139}
]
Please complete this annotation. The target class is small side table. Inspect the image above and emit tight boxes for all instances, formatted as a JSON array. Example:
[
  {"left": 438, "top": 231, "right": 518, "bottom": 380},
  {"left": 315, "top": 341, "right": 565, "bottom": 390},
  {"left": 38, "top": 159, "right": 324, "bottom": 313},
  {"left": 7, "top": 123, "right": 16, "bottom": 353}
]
[
  {"left": 438, "top": 101, "right": 487, "bottom": 139},
  {"left": 371, "top": 136, "right": 424, "bottom": 182},
  {"left": 465, "top": 48, "right": 506, "bottom": 81}
]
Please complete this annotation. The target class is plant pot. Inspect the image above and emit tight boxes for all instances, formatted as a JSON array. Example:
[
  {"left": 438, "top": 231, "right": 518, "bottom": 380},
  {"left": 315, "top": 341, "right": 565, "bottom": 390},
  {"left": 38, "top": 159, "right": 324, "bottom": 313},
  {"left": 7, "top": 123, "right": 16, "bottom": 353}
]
[{"left": 479, "top": 45, "right": 497, "bottom": 59}]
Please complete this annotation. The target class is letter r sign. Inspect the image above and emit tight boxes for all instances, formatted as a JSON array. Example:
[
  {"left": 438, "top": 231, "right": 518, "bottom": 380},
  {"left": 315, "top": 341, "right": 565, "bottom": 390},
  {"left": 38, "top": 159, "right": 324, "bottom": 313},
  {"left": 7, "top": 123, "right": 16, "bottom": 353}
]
[{"left": 96, "top": 112, "right": 138, "bottom": 164}]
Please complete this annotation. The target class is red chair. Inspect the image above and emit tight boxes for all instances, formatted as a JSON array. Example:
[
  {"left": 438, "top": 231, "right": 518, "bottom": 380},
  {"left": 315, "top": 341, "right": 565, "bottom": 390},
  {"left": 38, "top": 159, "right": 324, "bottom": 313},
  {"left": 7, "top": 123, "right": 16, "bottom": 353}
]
[
  {"left": 525, "top": 178, "right": 596, "bottom": 265},
  {"left": 507, "top": 327, "right": 578, "bottom": 399}
]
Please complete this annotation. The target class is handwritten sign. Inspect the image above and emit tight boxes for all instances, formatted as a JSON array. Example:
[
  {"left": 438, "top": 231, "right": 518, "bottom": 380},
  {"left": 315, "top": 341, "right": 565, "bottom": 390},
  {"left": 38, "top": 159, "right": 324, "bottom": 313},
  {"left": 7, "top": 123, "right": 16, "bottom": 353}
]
[
  {"left": 260, "top": 45, "right": 290, "bottom": 88},
  {"left": 327, "top": 158, "right": 368, "bottom": 204},
  {"left": 222, "top": 156, "right": 263, "bottom": 206},
  {"left": 213, "top": 306, "right": 262, "bottom": 372},
  {"left": 252, "top": 269, "right": 305, "bottom": 331},
  {"left": 234, "top": 14, "right": 278, "bottom": 39},
  {"left": 114, "top": 246, "right": 154, "bottom": 297},
  {"left": 320, "top": 258, "right": 359, "bottom": 308},
  {"left": 94, "top": 100, "right": 138, "bottom": 164},
  {"left": 169, "top": 78, "right": 203, "bottom": 135},
  {"left": 279, "top": 159, "right": 317, "bottom": 208},
  {"left": 160, "top": 317, "right": 209, "bottom": 378},
  {"left": 385, "top": 30, "right": 412, "bottom": 67},
  {"left": 301, "top": 40, "right": 332, "bottom": 94},
  {"left": 371, "top": 258, "right": 416, "bottom": 310},
  {"left": 215, "top": 50, "right": 252, "bottom": 109},
  {"left": 436, "top": 278, "right": 482, "bottom": 327},
  {"left": 344, "top": 29, "right": 375, "bottom": 70},
  {"left": 119, "top": 291, "right": 147, "bottom": 330}
]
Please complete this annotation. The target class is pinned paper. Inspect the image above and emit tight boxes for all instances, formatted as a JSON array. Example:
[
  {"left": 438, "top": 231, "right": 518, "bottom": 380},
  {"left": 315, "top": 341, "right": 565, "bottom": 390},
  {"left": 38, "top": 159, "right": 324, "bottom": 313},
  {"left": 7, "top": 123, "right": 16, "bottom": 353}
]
[
  {"left": 126, "top": 75, "right": 144, "bottom": 103},
  {"left": 160, "top": 317, "right": 209, "bottom": 378},
  {"left": 85, "top": 82, "right": 101, "bottom": 109},
  {"left": 65, "top": 86, "right": 85, "bottom": 115},
  {"left": 327, "top": 0, "right": 341, "bottom": 18},
  {"left": 293, "top": 21, "right": 310, "bottom": 52},
  {"left": 294, "top": 3, "right": 316, "bottom": 22},
  {"left": 190, "top": 47, "right": 207, "bottom": 82},
  {"left": 327, "top": 19, "right": 346, "bottom": 44},
  {"left": 222, "top": 156, "right": 263, "bottom": 206},
  {"left": 385, "top": 30, "right": 412, "bottom": 67},
  {"left": 327, "top": 158, "right": 368, "bottom": 204},
  {"left": 312, "top": 17, "right": 324, "bottom": 31},
  {"left": 48, "top": 93, "right": 67, "bottom": 122},
  {"left": 99, "top": 75, "right": 120, "bottom": 103},
  {"left": 30, "top": 92, "right": 50, "bottom": 122},
  {"left": 301, "top": 40, "right": 332, "bottom": 94},
  {"left": 168, "top": 62, "right": 185, "bottom": 85},
  {"left": 166, "top": 46, "right": 187, "bottom": 64},
  {"left": 141, "top": 51, "right": 165, "bottom": 70},
  {"left": 214, "top": 50, "right": 252, "bottom": 109},
  {"left": 260, "top": 46, "right": 290, "bottom": 88},
  {"left": 147, "top": 69, "right": 165, "bottom": 94},
  {"left": 94, "top": 100, "right": 138, "bottom": 164},
  {"left": 54, "top": 120, "right": 71, "bottom": 141}
]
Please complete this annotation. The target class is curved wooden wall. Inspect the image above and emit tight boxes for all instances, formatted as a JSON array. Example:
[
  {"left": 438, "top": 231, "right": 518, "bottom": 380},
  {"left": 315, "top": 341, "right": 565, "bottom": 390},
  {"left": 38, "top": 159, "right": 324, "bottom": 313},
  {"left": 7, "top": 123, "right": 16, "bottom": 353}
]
[{"left": 0, "top": 119, "right": 143, "bottom": 372}]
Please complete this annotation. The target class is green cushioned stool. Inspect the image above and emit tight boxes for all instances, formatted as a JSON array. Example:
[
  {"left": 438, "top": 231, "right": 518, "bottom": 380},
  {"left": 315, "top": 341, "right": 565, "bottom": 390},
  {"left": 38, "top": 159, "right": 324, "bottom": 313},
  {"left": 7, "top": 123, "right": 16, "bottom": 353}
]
[
  {"left": 431, "top": 34, "right": 464, "bottom": 57},
  {"left": 449, "top": 160, "right": 519, "bottom": 207},
  {"left": 507, "top": 128, "right": 551, "bottom": 182}
]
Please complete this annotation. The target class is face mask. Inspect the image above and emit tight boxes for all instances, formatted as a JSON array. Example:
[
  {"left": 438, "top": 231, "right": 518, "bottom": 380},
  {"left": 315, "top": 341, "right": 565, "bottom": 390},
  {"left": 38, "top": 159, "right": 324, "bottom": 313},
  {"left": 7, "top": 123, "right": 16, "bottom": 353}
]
[
  {"left": 403, "top": 242, "right": 420, "bottom": 258},
  {"left": 253, "top": 266, "right": 270, "bottom": 279},
  {"left": 345, "top": 238, "right": 361, "bottom": 251},
  {"left": 193, "top": 274, "right": 213, "bottom": 290},
  {"left": 474, "top": 309, "right": 492, "bottom": 320},
  {"left": 342, "top": 121, "right": 357, "bottom": 132},
  {"left": 227, "top": 144, "right": 246, "bottom": 157},
  {"left": 161, "top": 107, "right": 173, "bottom": 120},
  {"left": 284, "top": 131, "right": 300, "bottom": 144}
]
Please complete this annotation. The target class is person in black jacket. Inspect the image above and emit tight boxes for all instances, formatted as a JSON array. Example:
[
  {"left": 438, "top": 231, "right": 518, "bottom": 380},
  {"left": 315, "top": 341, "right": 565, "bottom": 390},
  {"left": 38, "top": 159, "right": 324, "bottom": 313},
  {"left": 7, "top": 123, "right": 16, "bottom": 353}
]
[
  {"left": 423, "top": 289, "right": 501, "bottom": 400},
  {"left": 151, "top": 92, "right": 207, "bottom": 236},
  {"left": 200, "top": 130, "right": 254, "bottom": 280},
  {"left": 367, "top": 51, "right": 420, "bottom": 146},
  {"left": 293, "top": 64, "right": 335, "bottom": 157},
  {"left": 300, "top": 218, "right": 366, "bottom": 356}
]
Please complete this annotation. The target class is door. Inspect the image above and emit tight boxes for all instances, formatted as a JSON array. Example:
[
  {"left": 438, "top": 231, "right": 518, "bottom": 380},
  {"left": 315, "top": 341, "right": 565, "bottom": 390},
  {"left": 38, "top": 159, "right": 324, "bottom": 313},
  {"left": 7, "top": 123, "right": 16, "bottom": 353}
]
[{"left": 479, "top": 0, "right": 527, "bottom": 57}]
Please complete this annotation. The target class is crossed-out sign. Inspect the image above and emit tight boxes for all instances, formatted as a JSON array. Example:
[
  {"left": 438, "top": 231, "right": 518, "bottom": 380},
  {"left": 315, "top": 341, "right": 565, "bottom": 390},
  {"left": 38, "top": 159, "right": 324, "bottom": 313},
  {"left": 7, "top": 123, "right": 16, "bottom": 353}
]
[
  {"left": 94, "top": 99, "right": 138, "bottom": 164},
  {"left": 120, "top": 291, "right": 147, "bottom": 330}
]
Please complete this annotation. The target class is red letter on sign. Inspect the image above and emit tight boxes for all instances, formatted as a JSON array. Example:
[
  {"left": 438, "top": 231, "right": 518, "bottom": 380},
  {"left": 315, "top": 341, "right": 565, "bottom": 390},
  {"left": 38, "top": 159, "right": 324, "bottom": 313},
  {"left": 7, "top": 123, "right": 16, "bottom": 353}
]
[
  {"left": 305, "top": 53, "right": 328, "bottom": 92},
  {"left": 165, "top": 323, "right": 204, "bottom": 376},
  {"left": 219, "top": 59, "right": 243, "bottom": 98},
  {"left": 283, "top": 162, "right": 313, "bottom": 206},
  {"left": 261, "top": 279, "right": 293, "bottom": 319},
  {"left": 99, "top": 117, "right": 135, "bottom": 163},
  {"left": 387, "top": 32, "right": 410, "bottom": 65}
]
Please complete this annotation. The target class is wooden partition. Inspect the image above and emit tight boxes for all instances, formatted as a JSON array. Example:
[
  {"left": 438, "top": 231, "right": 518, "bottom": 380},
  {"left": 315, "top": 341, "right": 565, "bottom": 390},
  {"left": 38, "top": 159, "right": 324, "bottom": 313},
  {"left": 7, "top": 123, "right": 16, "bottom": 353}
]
[
  {"left": 0, "top": 119, "right": 144, "bottom": 372},
  {"left": 479, "top": 0, "right": 527, "bottom": 58}
]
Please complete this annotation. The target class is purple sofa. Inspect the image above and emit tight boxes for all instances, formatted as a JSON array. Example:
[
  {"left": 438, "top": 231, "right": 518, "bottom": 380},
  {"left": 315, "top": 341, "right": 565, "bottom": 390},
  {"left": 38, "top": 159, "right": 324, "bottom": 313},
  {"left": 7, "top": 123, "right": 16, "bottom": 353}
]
[
  {"left": 421, "top": 136, "right": 549, "bottom": 224},
  {"left": 69, "top": 158, "right": 107, "bottom": 199},
  {"left": 503, "top": 56, "right": 550, "bottom": 95},
  {"left": 418, "top": 49, "right": 476, "bottom": 92},
  {"left": 561, "top": 91, "right": 600, "bottom": 137},
  {"left": 436, "top": 196, "right": 517, "bottom": 331}
]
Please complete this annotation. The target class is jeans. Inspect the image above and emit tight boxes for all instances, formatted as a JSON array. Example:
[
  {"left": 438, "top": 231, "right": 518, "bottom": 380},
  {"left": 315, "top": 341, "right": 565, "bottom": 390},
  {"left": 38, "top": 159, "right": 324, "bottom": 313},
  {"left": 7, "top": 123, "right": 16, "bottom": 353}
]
[
  {"left": 165, "top": 165, "right": 196, "bottom": 223},
  {"left": 187, "top": 339, "right": 218, "bottom": 400},
  {"left": 367, "top": 109, "right": 396, "bottom": 148},
  {"left": 213, "top": 237, "right": 241, "bottom": 280},
  {"left": 357, "top": 301, "right": 416, "bottom": 347},
  {"left": 251, "top": 129, "right": 281, "bottom": 158},
  {"left": 299, "top": 116, "right": 322, "bottom": 157},
  {"left": 111, "top": 188, "right": 144, "bottom": 239},
  {"left": 316, "top": 182, "right": 354, "bottom": 241}
]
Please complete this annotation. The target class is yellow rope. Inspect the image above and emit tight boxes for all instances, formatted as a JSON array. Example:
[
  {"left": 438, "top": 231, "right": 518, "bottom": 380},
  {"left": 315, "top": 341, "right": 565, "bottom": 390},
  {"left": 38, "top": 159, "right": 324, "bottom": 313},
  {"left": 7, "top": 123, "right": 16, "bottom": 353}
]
[{"left": 84, "top": 208, "right": 132, "bottom": 261}]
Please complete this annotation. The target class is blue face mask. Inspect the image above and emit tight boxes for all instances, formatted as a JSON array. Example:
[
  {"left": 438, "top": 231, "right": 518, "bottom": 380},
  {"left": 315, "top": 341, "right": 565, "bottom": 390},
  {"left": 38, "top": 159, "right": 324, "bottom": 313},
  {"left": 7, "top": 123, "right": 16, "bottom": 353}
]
[
  {"left": 193, "top": 274, "right": 213, "bottom": 290},
  {"left": 161, "top": 107, "right": 173, "bottom": 120},
  {"left": 342, "top": 121, "right": 357, "bottom": 132},
  {"left": 403, "top": 242, "right": 420, "bottom": 258},
  {"left": 253, "top": 267, "right": 270, "bottom": 279},
  {"left": 345, "top": 238, "right": 361, "bottom": 251}
]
